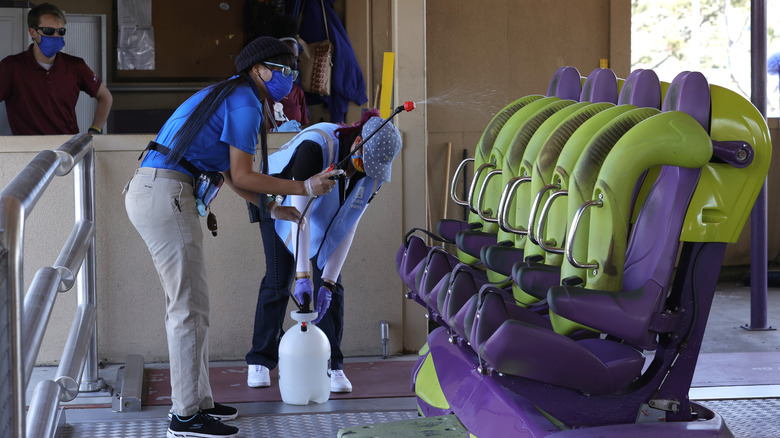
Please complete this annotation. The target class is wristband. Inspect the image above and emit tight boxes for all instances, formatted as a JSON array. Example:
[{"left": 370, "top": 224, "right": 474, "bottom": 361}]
[
  {"left": 88, "top": 126, "right": 102, "bottom": 135},
  {"left": 295, "top": 272, "right": 311, "bottom": 280},
  {"left": 263, "top": 194, "right": 283, "bottom": 211}
]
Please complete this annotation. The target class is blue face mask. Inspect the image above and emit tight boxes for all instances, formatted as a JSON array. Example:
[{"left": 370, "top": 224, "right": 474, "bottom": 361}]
[
  {"left": 38, "top": 34, "right": 65, "bottom": 58},
  {"left": 263, "top": 70, "right": 294, "bottom": 101}
]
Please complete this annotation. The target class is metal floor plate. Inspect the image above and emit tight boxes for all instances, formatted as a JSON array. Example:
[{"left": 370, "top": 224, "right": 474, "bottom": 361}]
[
  {"left": 699, "top": 399, "right": 780, "bottom": 438},
  {"left": 59, "top": 410, "right": 418, "bottom": 438},
  {"left": 57, "top": 398, "right": 780, "bottom": 437}
]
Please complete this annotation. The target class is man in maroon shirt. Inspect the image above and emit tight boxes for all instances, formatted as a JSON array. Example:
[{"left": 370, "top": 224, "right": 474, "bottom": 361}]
[{"left": 0, "top": 3, "right": 112, "bottom": 135}]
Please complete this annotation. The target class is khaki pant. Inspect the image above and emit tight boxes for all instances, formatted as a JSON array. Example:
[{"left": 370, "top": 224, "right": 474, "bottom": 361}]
[{"left": 125, "top": 167, "right": 213, "bottom": 416}]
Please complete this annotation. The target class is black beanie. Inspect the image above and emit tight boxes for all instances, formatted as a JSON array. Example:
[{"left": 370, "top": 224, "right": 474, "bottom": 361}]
[{"left": 235, "top": 36, "right": 293, "bottom": 73}]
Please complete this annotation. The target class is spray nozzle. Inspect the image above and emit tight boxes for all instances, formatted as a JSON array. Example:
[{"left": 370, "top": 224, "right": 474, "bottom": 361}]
[{"left": 403, "top": 101, "right": 416, "bottom": 112}]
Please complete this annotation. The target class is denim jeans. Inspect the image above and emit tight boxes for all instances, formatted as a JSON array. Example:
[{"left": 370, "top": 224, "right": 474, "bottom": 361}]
[{"left": 246, "top": 207, "right": 345, "bottom": 370}]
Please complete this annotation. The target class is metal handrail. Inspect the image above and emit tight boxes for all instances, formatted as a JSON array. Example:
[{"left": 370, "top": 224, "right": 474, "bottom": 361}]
[
  {"left": 467, "top": 162, "right": 496, "bottom": 214},
  {"left": 450, "top": 158, "right": 474, "bottom": 206},
  {"left": 475, "top": 169, "right": 502, "bottom": 222},
  {"left": 565, "top": 198, "right": 603, "bottom": 270},
  {"left": 527, "top": 183, "right": 561, "bottom": 245},
  {"left": 0, "top": 133, "right": 102, "bottom": 438},
  {"left": 496, "top": 176, "right": 532, "bottom": 234},
  {"left": 536, "top": 190, "right": 568, "bottom": 254}
]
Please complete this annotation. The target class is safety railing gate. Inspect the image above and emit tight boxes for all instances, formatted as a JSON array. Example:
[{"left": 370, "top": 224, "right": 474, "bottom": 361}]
[{"left": 0, "top": 133, "right": 104, "bottom": 438}]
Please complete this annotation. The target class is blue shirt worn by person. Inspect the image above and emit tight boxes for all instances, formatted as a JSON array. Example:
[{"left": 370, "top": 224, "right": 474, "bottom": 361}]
[{"left": 141, "top": 77, "right": 263, "bottom": 175}]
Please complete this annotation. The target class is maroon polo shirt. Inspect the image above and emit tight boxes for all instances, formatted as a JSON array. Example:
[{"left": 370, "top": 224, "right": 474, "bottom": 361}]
[
  {"left": 265, "top": 83, "right": 310, "bottom": 130},
  {"left": 0, "top": 45, "right": 102, "bottom": 135}
]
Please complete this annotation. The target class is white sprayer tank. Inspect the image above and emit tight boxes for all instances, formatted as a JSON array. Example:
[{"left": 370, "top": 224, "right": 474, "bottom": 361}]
[{"left": 278, "top": 310, "right": 331, "bottom": 405}]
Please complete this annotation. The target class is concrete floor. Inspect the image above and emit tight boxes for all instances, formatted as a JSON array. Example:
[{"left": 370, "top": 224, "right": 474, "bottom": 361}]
[{"left": 700, "top": 281, "right": 780, "bottom": 354}]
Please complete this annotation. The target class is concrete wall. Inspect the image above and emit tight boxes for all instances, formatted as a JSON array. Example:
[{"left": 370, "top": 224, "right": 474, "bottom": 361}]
[{"left": 425, "top": 0, "right": 631, "bottom": 233}]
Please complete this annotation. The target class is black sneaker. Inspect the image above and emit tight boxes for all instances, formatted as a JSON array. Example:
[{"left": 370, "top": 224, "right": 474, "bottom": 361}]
[
  {"left": 168, "top": 403, "right": 238, "bottom": 421},
  {"left": 203, "top": 403, "right": 238, "bottom": 421},
  {"left": 167, "top": 412, "right": 239, "bottom": 438}
]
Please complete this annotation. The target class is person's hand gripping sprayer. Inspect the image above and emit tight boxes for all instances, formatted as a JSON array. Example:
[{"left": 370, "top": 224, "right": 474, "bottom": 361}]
[
  {"left": 293, "top": 278, "right": 332, "bottom": 324},
  {"left": 267, "top": 167, "right": 342, "bottom": 224}
]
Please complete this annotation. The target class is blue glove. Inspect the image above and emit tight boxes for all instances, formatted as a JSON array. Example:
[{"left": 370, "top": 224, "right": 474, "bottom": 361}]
[
  {"left": 293, "top": 278, "right": 314, "bottom": 311},
  {"left": 312, "top": 285, "right": 332, "bottom": 324}
]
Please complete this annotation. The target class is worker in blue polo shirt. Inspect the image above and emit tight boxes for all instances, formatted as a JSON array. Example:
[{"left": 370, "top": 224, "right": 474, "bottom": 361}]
[{"left": 125, "top": 36, "right": 338, "bottom": 438}]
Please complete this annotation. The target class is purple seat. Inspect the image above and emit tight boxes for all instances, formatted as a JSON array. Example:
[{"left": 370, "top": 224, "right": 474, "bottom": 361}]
[
  {"left": 480, "top": 242, "right": 524, "bottom": 277},
  {"left": 547, "top": 66, "right": 583, "bottom": 101},
  {"left": 617, "top": 69, "right": 662, "bottom": 108},
  {"left": 470, "top": 286, "right": 552, "bottom": 353},
  {"left": 580, "top": 68, "right": 618, "bottom": 103},
  {"left": 512, "top": 258, "right": 562, "bottom": 300},
  {"left": 437, "top": 218, "right": 470, "bottom": 242},
  {"left": 549, "top": 165, "right": 701, "bottom": 349},
  {"left": 416, "top": 248, "right": 459, "bottom": 310},
  {"left": 441, "top": 265, "right": 502, "bottom": 332},
  {"left": 482, "top": 321, "right": 645, "bottom": 394},
  {"left": 454, "top": 229, "right": 498, "bottom": 261},
  {"left": 397, "top": 235, "right": 429, "bottom": 293},
  {"left": 450, "top": 294, "right": 479, "bottom": 343}
]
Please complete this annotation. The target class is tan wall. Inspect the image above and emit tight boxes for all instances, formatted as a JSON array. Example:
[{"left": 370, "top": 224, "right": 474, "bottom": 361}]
[{"left": 424, "top": 0, "right": 630, "bottom": 232}]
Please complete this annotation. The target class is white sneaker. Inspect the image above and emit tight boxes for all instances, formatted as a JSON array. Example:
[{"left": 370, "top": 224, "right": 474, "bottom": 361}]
[
  {"left": 330, "top": 369, "right": 352, "bottom": 393},
  {"left": 247, "top": 365, "right": 271, "bottom": 388}
]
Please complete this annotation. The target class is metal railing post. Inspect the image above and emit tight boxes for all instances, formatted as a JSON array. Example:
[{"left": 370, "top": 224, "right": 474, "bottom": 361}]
[
  {"left": 2, "top": 194, "right": 27, "bottom": 438},
  {"left": 745, "top": 0, "right": 774, "bottom": 331},
  {"left": 73, "top": 148, "right": 104, "bottom": 391}
]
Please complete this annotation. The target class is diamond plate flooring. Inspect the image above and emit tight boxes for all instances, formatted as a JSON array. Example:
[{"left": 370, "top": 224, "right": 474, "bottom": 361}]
[
  {"left": 60, "top": 410, "right": 418, "bottom": 438},
  {"left": 700, "top": 399, "right": 780, "bottom": 438}
]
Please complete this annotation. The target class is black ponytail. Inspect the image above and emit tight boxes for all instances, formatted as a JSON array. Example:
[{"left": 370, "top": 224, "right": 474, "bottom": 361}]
[{"left": 164, "top": 72, "right": 250, "bottom": 165}]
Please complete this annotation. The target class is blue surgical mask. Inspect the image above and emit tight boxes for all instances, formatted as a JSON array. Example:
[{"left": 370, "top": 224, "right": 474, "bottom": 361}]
[
  {"left": 37, "top": 34, "right": 65, "bottom": 58},
  {"left": 263, "top": 70, "right": 294, "bottom": 101}
]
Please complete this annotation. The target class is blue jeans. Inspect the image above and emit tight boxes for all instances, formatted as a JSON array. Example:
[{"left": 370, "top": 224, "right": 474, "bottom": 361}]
[{"left": 246, "top": 208, "right": 345, "bottom": 370}]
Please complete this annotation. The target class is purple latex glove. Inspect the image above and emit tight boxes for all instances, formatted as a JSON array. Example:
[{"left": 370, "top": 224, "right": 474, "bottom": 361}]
[
  {"left": 294, "top": 278, "right": 314, "bottom": 311},
  {"left": 312, "top": 286, "right": 333, "bottom": 324}
]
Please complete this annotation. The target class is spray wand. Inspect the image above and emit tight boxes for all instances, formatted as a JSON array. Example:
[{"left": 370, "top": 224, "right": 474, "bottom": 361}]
[
  {"left": 326, "top": 101, "right": 416, "bottom": 178},
  {"left": 289, "top": 101, "right": 416, "bottom": 313}
]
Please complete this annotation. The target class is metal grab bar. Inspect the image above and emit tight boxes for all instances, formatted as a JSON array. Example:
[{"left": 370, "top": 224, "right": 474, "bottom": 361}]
[
  {"left": 565, "top": 198, "right": 603, "bottom": 270},
  {"left": 22, "top": 268, "right": 61, "bottom": 384},
  {"left": 536, "top": 190, "right": 568, "bottom": 254},
  {"left": 467, "top": 162, "right": 496, "bottom": 214},
  {"left": 476, "top": 169, "right": 502, "bottom": 222},
  {"left": 497, "top": 176, "right": 532, "bottom": 234},
  {"left": 528, "top": 183, "right": 561, "bottom": 245},
  {"left": 450, "top": 158, "right": 474, "bottom": 206},
  {"left": 25, "top": 380, "right": 60, "bottom": 438},
  {"left": 55, "top": 304, "right": 97, "bottom": 402},
  {"left": 0, "top": 133, "right": 102, "bottom": 438}
]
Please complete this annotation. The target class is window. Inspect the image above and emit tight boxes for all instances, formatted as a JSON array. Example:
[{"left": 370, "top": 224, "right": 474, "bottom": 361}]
[{"left": 632, "top": 0, "right": 780, "bottom": 117}]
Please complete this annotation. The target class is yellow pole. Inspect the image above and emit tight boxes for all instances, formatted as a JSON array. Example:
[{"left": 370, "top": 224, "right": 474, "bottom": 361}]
[{"left": 379, "top": 52, "right": 395, "bottom": 118}]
